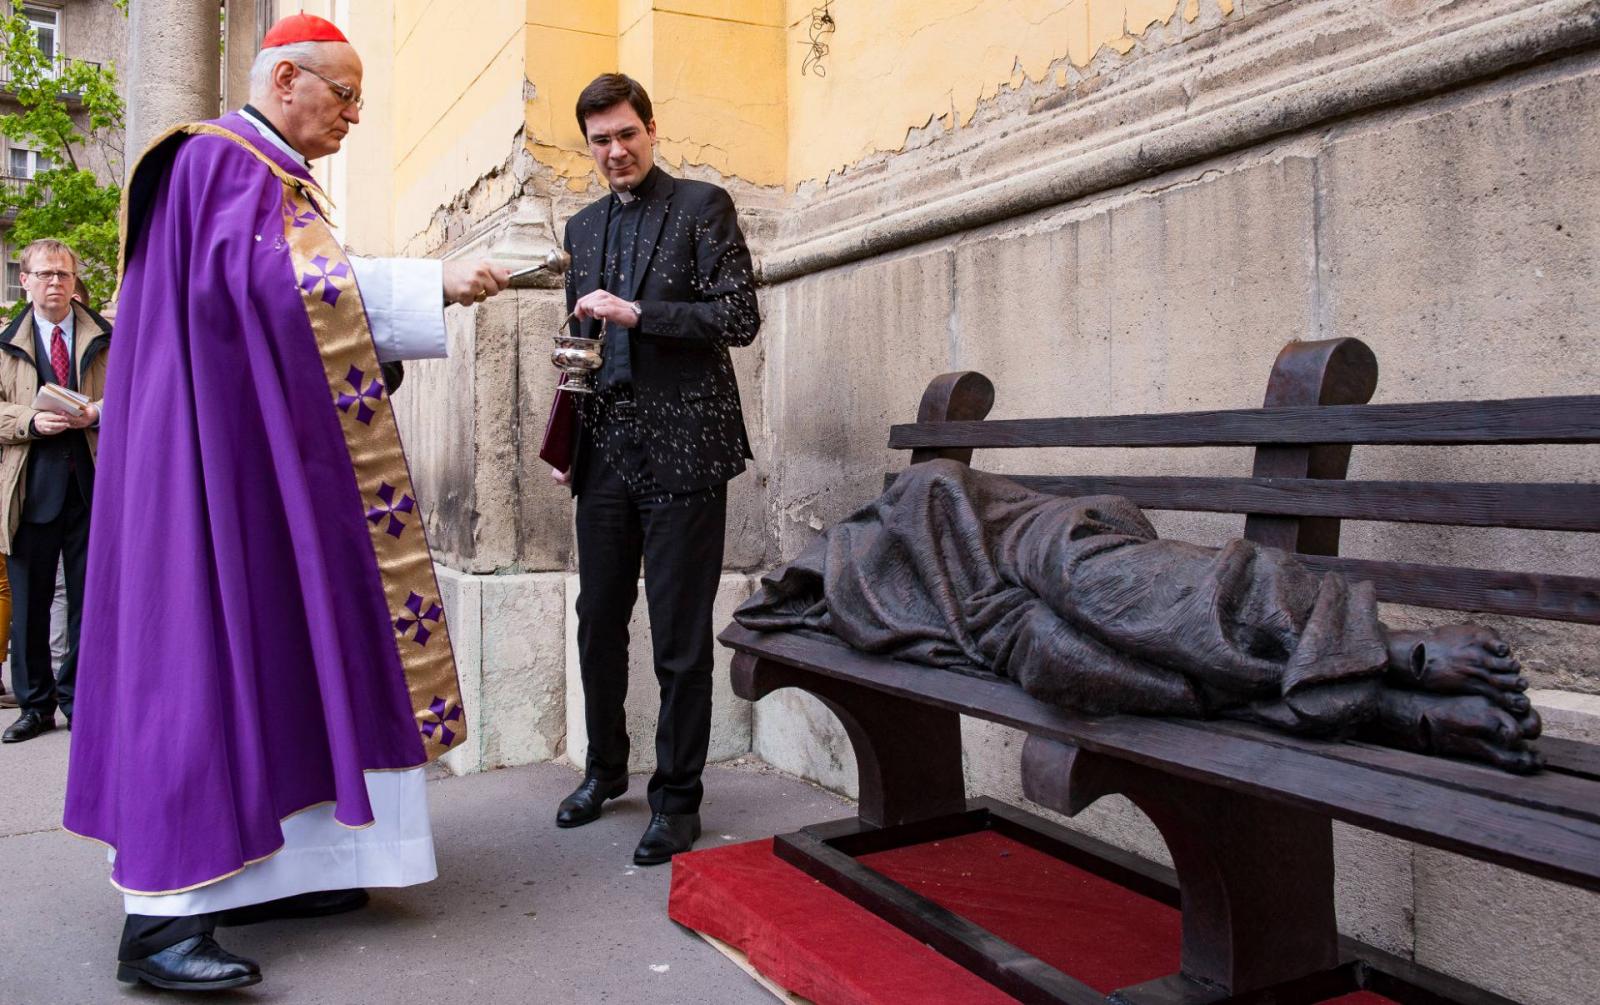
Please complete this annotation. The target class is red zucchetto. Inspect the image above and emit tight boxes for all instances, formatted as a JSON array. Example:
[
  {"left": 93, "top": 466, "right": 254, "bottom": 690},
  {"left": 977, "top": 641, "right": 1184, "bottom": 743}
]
[{"left": 260, "top": 12, "right": 349, "bottom": 50}]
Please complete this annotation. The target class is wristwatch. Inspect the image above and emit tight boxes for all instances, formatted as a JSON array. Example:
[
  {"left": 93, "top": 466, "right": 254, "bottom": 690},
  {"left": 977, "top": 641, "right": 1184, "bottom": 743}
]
[{"left": 628, "top": 300, "right": 643, "bottom": 326}]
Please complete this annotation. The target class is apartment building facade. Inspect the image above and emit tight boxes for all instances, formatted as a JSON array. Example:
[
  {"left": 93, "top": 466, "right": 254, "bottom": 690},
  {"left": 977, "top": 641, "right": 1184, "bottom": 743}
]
[{"left": 0, "top": 0, "right": 124, "bottom": 306}]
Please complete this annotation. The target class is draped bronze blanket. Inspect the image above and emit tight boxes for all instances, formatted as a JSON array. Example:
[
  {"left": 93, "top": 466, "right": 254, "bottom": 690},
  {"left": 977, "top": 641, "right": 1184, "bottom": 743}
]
[{"left": 739, "top": 459, "right": 1409, "bottom": 738}]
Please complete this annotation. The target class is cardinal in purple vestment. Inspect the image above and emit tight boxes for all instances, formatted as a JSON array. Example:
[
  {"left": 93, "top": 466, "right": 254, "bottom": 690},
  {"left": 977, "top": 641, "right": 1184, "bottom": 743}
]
[{"left": 63, "top": 14, "right": 513, "bottom": 992}]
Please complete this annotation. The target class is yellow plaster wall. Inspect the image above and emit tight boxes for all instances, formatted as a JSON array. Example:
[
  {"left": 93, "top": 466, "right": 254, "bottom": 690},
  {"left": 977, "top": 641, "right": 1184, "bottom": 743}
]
[
  {"left": 634, "top": 6, "right": 787, "bottom": 184},
  {"left": 390, "top": 0, "right": 529, "bottom": 242},
  {"left": 337, "top": 0, "right": 1242, "bottom": 245},
  {"left": 784, "top": 0, "right": 1234, "bottom": 185},
  {"left": 326, "top": 0, "right": 396, "bottom": 254},
  {"left": 526, "top": 1, "right": 787, "bottom": 190},
  {"left": 527, "top": 6, "right": 619, "bottom": 189}
]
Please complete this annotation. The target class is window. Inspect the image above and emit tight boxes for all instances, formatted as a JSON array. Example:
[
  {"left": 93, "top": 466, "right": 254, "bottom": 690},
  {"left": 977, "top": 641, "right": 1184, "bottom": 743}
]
[
  {"left": 21, "top": 6, "right": 58, "bottom": 64},
  {"left": 8, "top": 147, "right": 50, "bottom": 179},
  {"left": 3, "top": 244, "right": 21, "bottom": 305}
]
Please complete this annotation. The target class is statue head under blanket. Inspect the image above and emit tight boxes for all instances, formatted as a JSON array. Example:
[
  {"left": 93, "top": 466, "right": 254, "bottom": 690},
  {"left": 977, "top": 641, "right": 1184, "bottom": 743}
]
[{"left": 736, "top": 460, "right": 1541, "bottom": 774}]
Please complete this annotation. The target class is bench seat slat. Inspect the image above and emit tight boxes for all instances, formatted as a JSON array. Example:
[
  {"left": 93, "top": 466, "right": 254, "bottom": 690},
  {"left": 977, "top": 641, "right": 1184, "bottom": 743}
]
[
  {"left": 719, "top": 624, "right": 1600, "bottom": 894},
  {"left": 1198, "top": 721, "right": 1600, "bottom": 824},
  {"left": 991, "top": 474, "right": 1600, "bottom": 533},
  {"left": 1294, "top": 555, "right": 1600, "bottom": 625},
  {"left": 888, "top": 396, "right": 1600, "bottom": 450}
]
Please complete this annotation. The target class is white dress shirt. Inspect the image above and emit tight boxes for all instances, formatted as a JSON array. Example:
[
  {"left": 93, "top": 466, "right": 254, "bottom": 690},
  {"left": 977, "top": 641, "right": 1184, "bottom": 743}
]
[{"left": 33, "top": 307, "right": 74, "bottom": 368}]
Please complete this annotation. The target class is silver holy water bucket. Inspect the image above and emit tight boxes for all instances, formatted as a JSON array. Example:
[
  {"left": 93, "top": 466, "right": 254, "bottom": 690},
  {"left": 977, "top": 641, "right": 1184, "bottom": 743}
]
[{"left": 507, "top": 250, "right": 605, "bottom": 395}]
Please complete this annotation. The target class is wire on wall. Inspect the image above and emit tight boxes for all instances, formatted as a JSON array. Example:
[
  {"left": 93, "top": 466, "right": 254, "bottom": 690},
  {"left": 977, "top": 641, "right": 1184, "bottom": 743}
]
[{"left": 800, "top": 1, "right": 835, "bottom": 78}]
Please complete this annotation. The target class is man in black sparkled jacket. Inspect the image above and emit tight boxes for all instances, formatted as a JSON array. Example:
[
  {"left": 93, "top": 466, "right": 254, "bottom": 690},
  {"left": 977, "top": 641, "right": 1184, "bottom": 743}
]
[{"left": 551, "top": 73, "right": 759, "bottom": 865}]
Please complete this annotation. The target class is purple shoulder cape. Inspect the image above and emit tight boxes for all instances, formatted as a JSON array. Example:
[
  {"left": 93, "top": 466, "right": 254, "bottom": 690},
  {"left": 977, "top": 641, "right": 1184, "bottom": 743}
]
[{"left": 64, "top": 113, "right": 464, "bottom": 896}]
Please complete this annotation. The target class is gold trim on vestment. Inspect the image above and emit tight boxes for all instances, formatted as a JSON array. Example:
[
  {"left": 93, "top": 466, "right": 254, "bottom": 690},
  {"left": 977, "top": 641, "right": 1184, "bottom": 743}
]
[
  {"left": 277, "top": 180, "right": 466, "bottom": 763},
  {"left": 114, "top": 121, "right": 336, "bottom": 303}
]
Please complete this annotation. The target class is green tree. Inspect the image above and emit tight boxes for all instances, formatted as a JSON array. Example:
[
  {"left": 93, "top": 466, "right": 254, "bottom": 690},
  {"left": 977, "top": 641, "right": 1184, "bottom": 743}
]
[{"left": 0, "top": 9, "right": 125, "bottom": 306}]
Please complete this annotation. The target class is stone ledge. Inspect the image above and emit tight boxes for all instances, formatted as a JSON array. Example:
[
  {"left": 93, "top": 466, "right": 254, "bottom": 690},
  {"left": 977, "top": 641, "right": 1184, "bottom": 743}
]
[
  {"left": 759, "top": 0, "right": 1600, "bottom": 283},
  {"left": 437, "top": 568, "right": 764, "bottom": 778},
  {"left": 438, "top": 568, "right": 568, "bottom": 776},
  {"left": 1530, "top": 687, "right": 1600, "bottom": 743}
]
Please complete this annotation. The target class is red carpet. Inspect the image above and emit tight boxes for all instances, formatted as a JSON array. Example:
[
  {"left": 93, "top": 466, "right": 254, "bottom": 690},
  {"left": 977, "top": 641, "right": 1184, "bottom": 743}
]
[{"left": 669, "top": 830, "right": 1396, "bottom": 1004}]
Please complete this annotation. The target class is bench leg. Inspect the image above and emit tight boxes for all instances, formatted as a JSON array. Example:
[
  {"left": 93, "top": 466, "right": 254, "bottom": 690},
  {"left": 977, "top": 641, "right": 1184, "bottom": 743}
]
[
  {"left": 1022, "top": 734, "right": 1339, "bottom": 998},
  {"left": 732, "top": 652, "right": 967, "bottom": 828}
]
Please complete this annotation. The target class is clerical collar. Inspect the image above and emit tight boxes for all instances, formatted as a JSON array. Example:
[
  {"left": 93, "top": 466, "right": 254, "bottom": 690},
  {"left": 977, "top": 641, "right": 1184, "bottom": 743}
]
[
  {"left": 240, "top": 105, "right": 310, "bottom": 169},
  {"left": 613, "top": 166, "right": 663, "bottom": 205}
]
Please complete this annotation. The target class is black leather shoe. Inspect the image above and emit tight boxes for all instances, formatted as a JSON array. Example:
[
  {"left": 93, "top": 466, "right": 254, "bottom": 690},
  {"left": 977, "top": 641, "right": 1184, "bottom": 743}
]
[
  {"left": 633, "top": 811, "right": 701, "bottom": 865},
  {"left": 556, "top": 773, "right": 628, "bottom": 828},
  {"left": 218, "top": 887, "right": 369, "bottom": 927},
  {"left": 116, "top": 934, "right": 262, "bottom": 991},
  {"left": 1, "top": 710, "right": 54, "bottom": 743}
]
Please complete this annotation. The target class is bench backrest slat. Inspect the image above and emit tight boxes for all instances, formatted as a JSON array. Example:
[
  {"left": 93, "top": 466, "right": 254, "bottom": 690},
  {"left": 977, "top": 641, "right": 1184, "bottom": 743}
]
[
  {"left": 877, "top": 475, "right": 1600, "bottom": 620},
  {"left": 1000, "top": 475, "right": 1600, "bottom": 533},
  {"left": 889, "top": 344, "right": 1599, "bottom": 628},
  {"left": 1291, "top": 555, "right": 1600, "bottom": 624},
  {"left": 888, "top": 396, "right": 1600, "bottom": 451}
]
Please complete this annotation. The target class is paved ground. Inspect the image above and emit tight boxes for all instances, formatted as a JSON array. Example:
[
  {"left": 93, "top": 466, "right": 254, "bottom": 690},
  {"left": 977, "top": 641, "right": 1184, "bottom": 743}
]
[{"left": 0, "top": 726, "right": 852, "bottom": 1004}]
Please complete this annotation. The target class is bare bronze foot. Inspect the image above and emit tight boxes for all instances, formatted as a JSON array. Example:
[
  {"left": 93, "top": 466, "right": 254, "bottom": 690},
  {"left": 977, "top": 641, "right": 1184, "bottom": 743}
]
[
  {"left": 1371, "top": 688, "right": 1542, "bottom": 774},
  {"left": 1384, "top": 623, "right": 1531, "bottom": 714}
]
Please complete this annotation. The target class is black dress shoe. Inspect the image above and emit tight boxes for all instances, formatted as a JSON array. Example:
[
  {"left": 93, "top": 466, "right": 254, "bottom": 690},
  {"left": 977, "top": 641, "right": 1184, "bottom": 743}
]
[
  {"left": 116, "top": 934, "right": 262, "bottom": 991},
  {"left": 556, "top": 773, "right": 628, "bottom": 828},
  {"left": 218, "top": 887, "right": 369, "bottom": 927},
  {"left": 1, "top": 710, "right": 54, "bottom": 743},
  {"left": 633, "top": 811, "right": 701, "bottom": 865}
]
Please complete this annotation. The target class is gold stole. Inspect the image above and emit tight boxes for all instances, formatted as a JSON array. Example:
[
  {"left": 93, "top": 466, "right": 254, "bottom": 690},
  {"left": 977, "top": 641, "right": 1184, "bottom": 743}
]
[{"left": 123, "top": 124, "right": 466, "bottom": 762}]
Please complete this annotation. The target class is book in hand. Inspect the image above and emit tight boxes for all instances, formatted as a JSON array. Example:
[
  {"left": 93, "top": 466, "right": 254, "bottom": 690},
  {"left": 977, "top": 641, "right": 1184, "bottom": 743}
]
[
  {"left": 32, "top": 383, "right": 89, "bottom": 418},
  {"left": 539, "top": 382, "right": 578, "bottom": 474}
]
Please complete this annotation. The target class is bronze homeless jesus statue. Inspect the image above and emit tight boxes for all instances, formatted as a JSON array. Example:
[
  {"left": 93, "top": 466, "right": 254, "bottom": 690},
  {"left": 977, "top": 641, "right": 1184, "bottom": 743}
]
[{"left": 735, "top": 461, "right": 1542, "bottom": 773}]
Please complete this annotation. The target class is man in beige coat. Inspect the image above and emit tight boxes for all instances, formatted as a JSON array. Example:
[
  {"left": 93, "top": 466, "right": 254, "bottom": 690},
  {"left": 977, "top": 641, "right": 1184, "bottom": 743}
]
[{"left": 0, "top": 238, "right": 108, "bottom": 743}]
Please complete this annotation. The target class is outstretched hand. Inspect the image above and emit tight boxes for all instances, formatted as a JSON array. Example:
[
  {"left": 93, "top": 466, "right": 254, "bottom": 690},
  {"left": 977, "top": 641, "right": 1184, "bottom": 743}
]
[{"left": 443, "top": 260, "right": 512, "bottom": 307}]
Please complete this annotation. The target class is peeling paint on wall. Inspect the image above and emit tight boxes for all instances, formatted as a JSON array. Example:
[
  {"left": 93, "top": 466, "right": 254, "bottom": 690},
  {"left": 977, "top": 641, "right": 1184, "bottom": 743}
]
[
  {"left": 784, "top": 0, "right": 1238, "bottom": 186},
  {"left": 519, "top": 0, "right": 1237, "bottom": 192}
]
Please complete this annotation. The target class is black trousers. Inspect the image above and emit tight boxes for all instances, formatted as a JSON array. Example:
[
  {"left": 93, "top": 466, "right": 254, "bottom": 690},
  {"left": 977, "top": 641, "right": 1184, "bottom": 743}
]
[
  {"left": 574, "top": 418, "right": 727, "bottom": 815},
  {"left": 119, "top": 913, "right": 215, "bottom": 960},
  {"left": 8, "top": 482, "right": 88, "bottom": 718}
]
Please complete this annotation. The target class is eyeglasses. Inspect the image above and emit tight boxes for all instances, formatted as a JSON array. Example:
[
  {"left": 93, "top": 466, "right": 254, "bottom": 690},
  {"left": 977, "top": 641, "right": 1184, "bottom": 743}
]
[
  {"left": 294, "top": 63, "right": 365, "bottom": 112},
  {"left": 23, "top": 270, "right": 74, "bottom": 285}
]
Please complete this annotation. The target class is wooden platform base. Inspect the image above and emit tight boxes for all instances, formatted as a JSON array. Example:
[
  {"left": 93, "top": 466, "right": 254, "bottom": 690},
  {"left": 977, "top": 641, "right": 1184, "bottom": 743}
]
[{"left": 772, "top": 799, "right": 1516, "bottom": 1005}]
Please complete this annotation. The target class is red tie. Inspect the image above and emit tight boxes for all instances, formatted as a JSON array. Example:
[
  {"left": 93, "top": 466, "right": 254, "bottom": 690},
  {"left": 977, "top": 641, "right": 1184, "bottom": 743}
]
[{"left": 50, "top": 326, "right": 69, "bottom": 387}]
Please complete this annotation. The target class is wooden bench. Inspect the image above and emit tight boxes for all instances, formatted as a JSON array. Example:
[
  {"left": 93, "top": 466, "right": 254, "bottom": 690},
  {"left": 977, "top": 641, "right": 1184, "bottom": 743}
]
[{"left": 718, "top": 337, "right": 1600, "bottom": 1005}]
